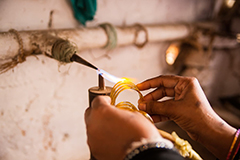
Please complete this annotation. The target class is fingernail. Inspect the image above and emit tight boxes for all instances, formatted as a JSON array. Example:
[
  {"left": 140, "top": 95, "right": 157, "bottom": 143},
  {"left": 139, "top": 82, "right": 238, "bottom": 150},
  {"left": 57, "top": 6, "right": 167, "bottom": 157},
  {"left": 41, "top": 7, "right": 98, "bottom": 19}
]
[
  {"left": 138, "top": 103, "right": 146, "bottom": 111},
  {"left": 136, "top": 84, "right": 141, "bottom": 89}
]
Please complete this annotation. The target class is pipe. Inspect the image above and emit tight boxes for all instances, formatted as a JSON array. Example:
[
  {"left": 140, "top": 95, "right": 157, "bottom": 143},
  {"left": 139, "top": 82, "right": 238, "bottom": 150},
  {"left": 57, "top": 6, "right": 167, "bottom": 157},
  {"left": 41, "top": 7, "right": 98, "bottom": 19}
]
[
  {"left": 0, "top": 24, "right": 238, "bottom": 59},
  {"left": 0, "top": 24, "right": 191, "bottom": 58}
]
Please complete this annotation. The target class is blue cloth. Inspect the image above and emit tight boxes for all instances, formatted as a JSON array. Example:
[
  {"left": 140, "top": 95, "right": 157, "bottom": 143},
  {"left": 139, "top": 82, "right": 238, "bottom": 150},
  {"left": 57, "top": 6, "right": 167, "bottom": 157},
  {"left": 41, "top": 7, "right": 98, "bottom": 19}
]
[{"left": 70, "top": 0, "right": 97, "bottom": 25}]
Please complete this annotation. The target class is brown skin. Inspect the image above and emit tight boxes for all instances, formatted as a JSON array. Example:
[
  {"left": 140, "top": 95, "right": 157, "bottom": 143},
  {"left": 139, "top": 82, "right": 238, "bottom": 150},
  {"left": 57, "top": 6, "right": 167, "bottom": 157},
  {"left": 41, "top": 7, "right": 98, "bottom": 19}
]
[
  {"left": 137, "top": 75, "right": 237, "bottom": 160},
  {"left": 85, "top": 96, "right": 163, "bottom": 160}
]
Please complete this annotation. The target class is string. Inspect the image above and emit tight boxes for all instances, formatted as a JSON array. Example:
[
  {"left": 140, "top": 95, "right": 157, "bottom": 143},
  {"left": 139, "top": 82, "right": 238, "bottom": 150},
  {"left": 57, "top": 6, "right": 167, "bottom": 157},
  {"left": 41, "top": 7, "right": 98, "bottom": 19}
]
[
  {"left": 133, "top": 23, "right": 149, "bottom": 48},
  {"left": 0, "top": 29, "right": 27, "bottom": 74},
  {"left": 51, "top": 39, "right": 78, "bottom": 63},
  {"left": 99, "top": 23, "right": 118, "bottom": 50}
]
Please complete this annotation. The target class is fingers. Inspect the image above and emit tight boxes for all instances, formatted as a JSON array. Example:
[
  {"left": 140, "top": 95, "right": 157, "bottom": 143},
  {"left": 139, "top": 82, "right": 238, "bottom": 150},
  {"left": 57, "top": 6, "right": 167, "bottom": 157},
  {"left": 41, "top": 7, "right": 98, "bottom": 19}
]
[
  {"left": 138, "top": 99, "right": 179, "bottom": 117},
  {"left": 151, "top": 115, "right": 171, "bottom": 123},
  {"left": 137, "top": 75, "right": 181, "bottom": 91},
  {"left": 143, "top": 87, "right": 175, "bottom": 101}
]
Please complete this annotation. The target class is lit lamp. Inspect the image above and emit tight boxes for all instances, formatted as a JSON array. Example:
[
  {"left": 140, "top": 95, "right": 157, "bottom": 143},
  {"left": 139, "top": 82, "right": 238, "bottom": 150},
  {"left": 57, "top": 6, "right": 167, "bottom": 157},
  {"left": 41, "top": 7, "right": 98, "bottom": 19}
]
[
  {"left": 165, "top": 42, "right": 181, "bottom": 65},
  {"left": 237, "top": 33, "right": 240, "bottom": 43},
  {"left": 225, "top": 0, "right": 235, "bottom": 8}
]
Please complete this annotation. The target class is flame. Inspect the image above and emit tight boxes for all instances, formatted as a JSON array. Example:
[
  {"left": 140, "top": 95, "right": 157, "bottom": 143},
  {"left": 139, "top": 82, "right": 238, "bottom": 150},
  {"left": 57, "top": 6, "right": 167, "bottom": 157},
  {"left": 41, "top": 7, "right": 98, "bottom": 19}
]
[
  {"left": 120, "top": 77, "right": 137, "bottom": 83},
  {"left": 97, "top": 69, "right": 136, "bottom": 83}
]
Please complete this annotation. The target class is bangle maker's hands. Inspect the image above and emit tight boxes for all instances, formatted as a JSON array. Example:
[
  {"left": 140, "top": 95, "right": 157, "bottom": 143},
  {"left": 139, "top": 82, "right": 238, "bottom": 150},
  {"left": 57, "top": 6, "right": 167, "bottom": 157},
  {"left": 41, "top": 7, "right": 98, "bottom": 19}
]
[
  {"left": 137, "top": 75, "right": 214, "bottom": 141},
  {"left": 85, "top": 96, "right": 162, "bottom": 160},
  {"left": 137, "top": 75, "right": 237, "bottom": 159}
]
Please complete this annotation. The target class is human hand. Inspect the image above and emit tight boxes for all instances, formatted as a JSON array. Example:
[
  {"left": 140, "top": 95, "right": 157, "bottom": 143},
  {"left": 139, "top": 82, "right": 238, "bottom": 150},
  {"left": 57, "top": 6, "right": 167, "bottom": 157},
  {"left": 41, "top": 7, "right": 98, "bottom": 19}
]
[
  {"left": 84, "top": 96, "right": 163, "bottom": 160},
  {"left": 137, "top": 75, "right": 215, "bottom": 140},
  {"left": 137, "top": 75, "right": 236, "bottom": 159}
]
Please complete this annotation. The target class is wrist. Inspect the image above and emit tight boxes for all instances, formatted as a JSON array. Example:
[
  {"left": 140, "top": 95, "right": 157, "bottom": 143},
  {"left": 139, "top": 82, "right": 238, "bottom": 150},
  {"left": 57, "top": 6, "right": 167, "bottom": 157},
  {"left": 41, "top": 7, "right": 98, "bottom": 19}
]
[
  {"left": 226, "top": 129, "right": 240, "bottom": 160},
  {"left": 197, "top": 113, "right": 237, "bottom": 160}
]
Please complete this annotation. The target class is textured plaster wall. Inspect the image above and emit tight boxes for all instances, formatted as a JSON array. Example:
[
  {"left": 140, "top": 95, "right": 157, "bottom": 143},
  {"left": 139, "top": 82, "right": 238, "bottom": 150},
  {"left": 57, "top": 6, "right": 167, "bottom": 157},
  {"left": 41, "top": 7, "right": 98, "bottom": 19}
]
[{"left": 0, "top": 0, "right": 216, "bottom": 160}]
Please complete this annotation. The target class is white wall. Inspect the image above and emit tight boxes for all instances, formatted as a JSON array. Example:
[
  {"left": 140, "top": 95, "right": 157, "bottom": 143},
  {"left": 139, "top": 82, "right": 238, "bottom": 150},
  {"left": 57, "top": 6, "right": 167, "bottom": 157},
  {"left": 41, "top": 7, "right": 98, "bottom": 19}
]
[{"left": 0, "top": 0, "right": 216, "bottom": 160}]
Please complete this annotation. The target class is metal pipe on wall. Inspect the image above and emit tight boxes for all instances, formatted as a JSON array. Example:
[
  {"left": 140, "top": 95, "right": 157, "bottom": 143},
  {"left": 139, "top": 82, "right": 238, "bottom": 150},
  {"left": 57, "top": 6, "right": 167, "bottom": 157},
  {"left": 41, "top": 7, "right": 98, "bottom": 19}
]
[
  {"left": 0, "top": 24, "right": 192, "bottom": 59},
  {"left": 0, "top": 23, "right": 238, "bottom": 59}
]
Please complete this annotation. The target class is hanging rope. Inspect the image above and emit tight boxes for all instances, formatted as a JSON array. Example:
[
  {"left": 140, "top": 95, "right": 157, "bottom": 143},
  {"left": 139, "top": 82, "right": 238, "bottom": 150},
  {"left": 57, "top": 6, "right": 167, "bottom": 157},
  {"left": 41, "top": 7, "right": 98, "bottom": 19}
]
[
  {"left": 51, "top": 39, "right": 78, "bottom": 63},
  {"left": 99, "top": 23, "right": 118, "bottom": 50},
  {"left": 0, "top": 33, "right": 78, "bottom": 73},
  {"left": 0, "top": 29, "right": 27, "bottom": 74},
  {"left": 133, "top": 23, "right": 149, "bottom": 48}
]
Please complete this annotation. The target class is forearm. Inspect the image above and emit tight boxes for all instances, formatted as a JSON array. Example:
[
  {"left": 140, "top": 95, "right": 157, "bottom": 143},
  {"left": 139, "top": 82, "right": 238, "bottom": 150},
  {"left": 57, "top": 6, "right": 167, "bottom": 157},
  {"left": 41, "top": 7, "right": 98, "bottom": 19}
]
[{"left": 197, "top": 113, "right": 237, "bottom": 160}]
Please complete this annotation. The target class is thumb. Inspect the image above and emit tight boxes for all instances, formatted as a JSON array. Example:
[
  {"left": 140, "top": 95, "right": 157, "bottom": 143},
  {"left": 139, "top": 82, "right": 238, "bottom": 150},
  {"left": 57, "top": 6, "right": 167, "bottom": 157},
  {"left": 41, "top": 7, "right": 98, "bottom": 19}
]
[
  {"left": 139, "top": 99, "right": 179, "bottom": 117},
  {"left": 91, "top": 96, "right": 111, "bottom": 110},
  {"left": 86, "top": 96, "right": 112, "bottom": 124}
]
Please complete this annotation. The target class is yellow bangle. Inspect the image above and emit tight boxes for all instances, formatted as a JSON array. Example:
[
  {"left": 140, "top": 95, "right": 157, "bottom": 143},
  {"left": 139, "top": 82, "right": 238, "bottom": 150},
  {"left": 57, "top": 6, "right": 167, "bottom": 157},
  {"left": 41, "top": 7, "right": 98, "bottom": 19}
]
[{"left": 227, "top": 129, "right": 240, "bottom": 160}]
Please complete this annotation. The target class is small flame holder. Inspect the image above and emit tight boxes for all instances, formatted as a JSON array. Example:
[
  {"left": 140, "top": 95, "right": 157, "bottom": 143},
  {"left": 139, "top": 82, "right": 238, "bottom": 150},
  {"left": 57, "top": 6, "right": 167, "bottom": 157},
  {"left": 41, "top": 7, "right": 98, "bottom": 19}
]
[{"left": 88, "top": 74, "right": 112, "bottom": 107}]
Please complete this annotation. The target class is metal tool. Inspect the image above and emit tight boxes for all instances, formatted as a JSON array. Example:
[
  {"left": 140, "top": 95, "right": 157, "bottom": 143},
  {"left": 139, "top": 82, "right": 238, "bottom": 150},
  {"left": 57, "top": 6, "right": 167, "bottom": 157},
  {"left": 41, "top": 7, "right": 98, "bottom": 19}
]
[{"left": 70, "top": 54, "right": 98, "bottom": 70}]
